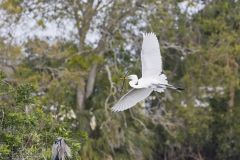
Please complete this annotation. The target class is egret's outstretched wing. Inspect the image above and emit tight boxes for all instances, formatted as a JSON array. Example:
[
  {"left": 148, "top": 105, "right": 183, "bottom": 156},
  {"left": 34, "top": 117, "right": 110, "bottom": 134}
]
[
  {"left": 112, "top": 88, "right": 153, "bottom": 112},
  {"left": 141, "top": 32, "right": 162, "bottom": 77}
]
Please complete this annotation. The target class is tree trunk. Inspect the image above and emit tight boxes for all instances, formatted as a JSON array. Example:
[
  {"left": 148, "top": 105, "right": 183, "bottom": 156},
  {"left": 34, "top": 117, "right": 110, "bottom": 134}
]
[
  {"left": 86, "top": 64, "right": 98, "bottom": 98},
  {"left": 76, "top": 84, "right": 85, "bottom": 112},
  {"left": 76, "top": 64, "right": 98, "bottom": 111},
  {"left": 74, "top": 0, "right": 144, "bottom": 111},
  {"left": 228, "top": 86, "right": 235, "bottom": 112}
]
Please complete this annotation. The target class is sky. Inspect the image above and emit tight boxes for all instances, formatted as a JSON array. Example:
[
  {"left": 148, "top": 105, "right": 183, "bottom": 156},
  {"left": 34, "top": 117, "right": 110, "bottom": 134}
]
[{"left": 0, "top": 0, "right": 205, "bottom": 45}]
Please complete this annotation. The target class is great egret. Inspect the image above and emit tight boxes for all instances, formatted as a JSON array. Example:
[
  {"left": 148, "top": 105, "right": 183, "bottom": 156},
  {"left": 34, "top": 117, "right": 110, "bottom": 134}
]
[
  {"left": 52, "top": 137, "right": 71, "bottom": 160},
  {"left": 112, "top": 32, "right": 183, "bottom": 112}
]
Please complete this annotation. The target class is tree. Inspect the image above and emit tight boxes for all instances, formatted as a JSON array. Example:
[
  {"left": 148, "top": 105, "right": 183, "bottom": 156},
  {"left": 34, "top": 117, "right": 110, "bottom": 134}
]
[
  {"left": 1, "top": 0, "right": 240, "bottom": 159},
  {"left": 0, "top": 70, "right": 86, "bottom": 159}
]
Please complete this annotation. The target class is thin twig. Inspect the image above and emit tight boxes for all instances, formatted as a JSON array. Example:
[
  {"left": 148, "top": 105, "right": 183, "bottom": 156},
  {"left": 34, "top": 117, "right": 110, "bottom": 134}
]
[
  {"left": 100, "top": 65, "right": 116, "bottom": 129},
  {"left": 0, "top": 110, "right": 4, "bottom": 127},
  {"left": 120, "top": 70, "right": 129, "bottom": 93},
  {"left": 129, "top": 109, "right": 147, "bottom": 132}
]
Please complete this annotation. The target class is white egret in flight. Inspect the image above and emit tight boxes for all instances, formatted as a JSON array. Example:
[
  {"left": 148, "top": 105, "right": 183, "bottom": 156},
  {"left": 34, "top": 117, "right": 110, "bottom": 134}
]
[{"left": 112, "top": 32, "right": 183, "bottom": 112}]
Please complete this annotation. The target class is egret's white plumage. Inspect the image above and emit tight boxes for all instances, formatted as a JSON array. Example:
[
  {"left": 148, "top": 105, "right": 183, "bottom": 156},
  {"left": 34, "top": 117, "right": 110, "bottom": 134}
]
[
  {"left": 112, "top": 88, "right": 153, "bottom": 112},
  {"left": 141, "top": 32, "right": 162, "bottom": 77},
  {"left": 112, "top": 32, "right": 181, "bottom": 112}
]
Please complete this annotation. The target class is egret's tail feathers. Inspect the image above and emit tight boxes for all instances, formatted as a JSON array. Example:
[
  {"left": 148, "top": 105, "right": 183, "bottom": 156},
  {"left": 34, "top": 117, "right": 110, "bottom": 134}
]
[
  {"left": 152, "top": 84, "right": 184, "bottom": 92},
  {"left": 176, "top": 87, "right": 184, "bottom": 91},
  {"left": 167, "top": 84, "right": 184, "bottom": 92}
]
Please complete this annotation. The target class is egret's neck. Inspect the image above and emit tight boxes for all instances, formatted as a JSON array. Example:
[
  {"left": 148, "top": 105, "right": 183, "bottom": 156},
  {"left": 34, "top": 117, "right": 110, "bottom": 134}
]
[{"left": 129, "top": 77, "right": 139, "bottom": 88}]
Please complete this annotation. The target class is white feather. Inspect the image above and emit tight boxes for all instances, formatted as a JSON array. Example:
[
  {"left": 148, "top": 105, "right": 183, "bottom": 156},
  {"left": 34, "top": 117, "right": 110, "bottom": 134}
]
[
  {"left": 111, "top": 32, "right": 179, "bottom": 112},
  {"left": 112, "top": 88, "right": 153, "bottom": 111},
  {"left": 141, "top": 32, "right": 162, "bottom": 77}
]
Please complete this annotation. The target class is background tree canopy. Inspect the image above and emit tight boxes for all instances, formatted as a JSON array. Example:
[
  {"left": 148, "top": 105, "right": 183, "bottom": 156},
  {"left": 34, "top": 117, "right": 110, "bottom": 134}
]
[{"left": 0, "top": 0, "right": 239, "bottom": 159}]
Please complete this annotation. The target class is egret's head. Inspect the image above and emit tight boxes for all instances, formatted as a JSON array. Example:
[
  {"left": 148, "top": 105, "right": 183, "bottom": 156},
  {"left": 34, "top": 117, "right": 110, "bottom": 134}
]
[
  {"left": 127, "top": 75, "right": 138, "bottom": 81},
  {"left": 126, "top": 75, "right": 138, "bottom": 86}
]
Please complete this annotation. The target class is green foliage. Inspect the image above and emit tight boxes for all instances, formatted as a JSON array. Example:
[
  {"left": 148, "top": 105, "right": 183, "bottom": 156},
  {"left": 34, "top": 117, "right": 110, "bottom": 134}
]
[
  {"left": 0, "top": 0, "right": 240, "bottom": 159},
  {"left": 37, "top": 19, "right": 46, "bottom": 29},
  {"left": 14, "top": 84, "right": 34, "bottom": 105},
  {"left": 67, "top": 54, "right": 104, "bottom": 71},
  {"left": 0, "top": 0, "right": 23, "bottom": 14},
  {"left": 0, "top": 72, "right": 86, "bottom": 159}
]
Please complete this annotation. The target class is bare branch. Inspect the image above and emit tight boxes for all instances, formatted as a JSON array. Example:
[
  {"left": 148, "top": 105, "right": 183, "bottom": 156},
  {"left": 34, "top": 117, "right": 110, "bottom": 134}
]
[{"left": 162, "top": 41, "right": 198, "bottom": 56}]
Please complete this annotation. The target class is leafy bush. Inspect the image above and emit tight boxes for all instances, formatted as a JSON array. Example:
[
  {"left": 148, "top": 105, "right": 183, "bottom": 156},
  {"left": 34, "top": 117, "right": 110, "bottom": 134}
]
[{"left": 0, "top": 71, "right": 86, "bottom": 159}]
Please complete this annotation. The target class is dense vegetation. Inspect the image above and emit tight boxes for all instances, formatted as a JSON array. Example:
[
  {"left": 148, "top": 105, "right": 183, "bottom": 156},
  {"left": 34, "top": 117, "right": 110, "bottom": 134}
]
[{"left": 0, "top": 0, "right": 239, "bottom": 159}]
